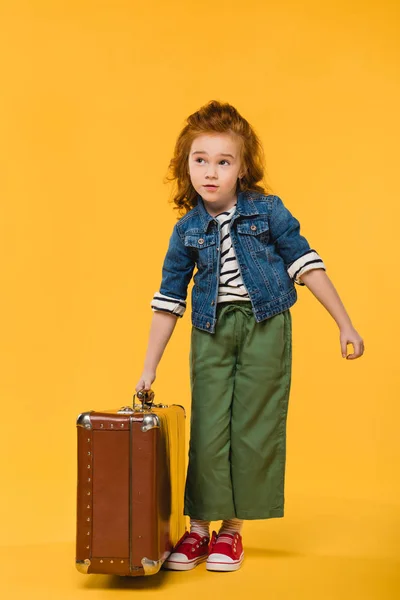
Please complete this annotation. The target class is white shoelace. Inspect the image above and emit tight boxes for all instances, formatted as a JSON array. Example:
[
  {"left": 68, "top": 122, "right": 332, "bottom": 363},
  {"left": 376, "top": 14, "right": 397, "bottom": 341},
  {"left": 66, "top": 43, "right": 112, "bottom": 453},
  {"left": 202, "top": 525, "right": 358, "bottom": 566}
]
[
  {"left": 216, "top": 535, "right": 234, "bottom": 545},
  {"left": 182, "top": 535, "right": 202, "bottom": 546}
]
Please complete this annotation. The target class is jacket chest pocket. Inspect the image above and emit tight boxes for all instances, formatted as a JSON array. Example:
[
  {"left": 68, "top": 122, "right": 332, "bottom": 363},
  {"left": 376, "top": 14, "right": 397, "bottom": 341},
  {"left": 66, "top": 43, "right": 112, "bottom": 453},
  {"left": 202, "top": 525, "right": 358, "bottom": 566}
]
[
  {"left": 184, "top": 233, "right": 216, "bottom": 267},
  {"left": 236, "top": 218, "right": 269, "bottom": 254}
]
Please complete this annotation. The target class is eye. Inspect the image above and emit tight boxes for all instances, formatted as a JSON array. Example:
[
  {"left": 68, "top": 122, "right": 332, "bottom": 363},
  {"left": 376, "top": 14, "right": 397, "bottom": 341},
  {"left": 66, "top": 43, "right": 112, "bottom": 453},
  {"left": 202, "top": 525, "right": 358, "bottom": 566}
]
[{"left": 195, "top": 158, "right": 230, "bottom": 165}]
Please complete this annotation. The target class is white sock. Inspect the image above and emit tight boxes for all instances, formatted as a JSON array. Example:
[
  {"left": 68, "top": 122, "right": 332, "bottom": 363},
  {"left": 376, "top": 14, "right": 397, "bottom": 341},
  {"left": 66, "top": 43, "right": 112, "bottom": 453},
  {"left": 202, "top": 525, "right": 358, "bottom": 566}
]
[
  {"left": 218, "top": 518, "right": 243, "bottom": 535},
  {"left": 190, "top": 518, "right": 211, "bottom": 538}
]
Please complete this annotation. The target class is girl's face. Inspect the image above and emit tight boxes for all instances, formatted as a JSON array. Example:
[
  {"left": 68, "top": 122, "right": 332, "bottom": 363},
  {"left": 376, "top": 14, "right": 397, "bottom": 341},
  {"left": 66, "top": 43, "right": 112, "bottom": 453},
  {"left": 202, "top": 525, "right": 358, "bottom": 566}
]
[{"left": 188, "top": 133, "right": 244, "bottom": 210}]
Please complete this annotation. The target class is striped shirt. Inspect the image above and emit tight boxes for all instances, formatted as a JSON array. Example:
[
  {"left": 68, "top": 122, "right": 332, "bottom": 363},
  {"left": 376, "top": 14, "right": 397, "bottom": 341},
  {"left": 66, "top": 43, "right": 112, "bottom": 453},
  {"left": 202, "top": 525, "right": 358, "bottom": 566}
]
[{"left": 214, "top": 203, "right": 250, "bottom": 303}]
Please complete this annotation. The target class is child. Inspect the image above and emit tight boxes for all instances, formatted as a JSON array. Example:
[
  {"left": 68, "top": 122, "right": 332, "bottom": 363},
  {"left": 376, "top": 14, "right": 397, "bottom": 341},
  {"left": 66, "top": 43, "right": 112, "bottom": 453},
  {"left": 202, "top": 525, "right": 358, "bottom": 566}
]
[{"left": 135, "top": 100, "right": 364, "bottom": 572}]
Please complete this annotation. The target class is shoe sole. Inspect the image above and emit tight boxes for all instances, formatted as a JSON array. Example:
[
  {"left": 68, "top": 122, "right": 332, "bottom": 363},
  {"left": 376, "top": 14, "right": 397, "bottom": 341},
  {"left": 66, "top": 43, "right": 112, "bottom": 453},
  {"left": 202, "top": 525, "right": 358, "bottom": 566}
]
[
  {"left": 206, "top": 552, "right": 244, "bottom": 572},
  {"left": 162, "top": 554, "right": 208, "bottom": 571}
]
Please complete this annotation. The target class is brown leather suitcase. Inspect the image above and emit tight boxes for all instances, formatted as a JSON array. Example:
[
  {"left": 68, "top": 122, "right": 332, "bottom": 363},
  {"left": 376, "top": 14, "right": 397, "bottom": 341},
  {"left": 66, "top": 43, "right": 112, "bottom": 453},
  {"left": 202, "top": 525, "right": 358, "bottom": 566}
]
[{"left": 75, "top": 389, "right": 186, "bottom": 577}]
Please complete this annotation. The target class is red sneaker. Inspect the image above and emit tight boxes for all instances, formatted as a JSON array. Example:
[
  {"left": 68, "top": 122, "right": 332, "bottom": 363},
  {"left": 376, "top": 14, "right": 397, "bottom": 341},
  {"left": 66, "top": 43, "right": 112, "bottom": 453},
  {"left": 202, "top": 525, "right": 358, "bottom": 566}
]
[
  {"left": 163, "top": 530, "right": 210, "bottom": 571},
  {"left": 206, "top": 531, "right": 244, "bottom": 571},
  {"left": 209, "top": 530, "right": 218, "bottom": 552}
]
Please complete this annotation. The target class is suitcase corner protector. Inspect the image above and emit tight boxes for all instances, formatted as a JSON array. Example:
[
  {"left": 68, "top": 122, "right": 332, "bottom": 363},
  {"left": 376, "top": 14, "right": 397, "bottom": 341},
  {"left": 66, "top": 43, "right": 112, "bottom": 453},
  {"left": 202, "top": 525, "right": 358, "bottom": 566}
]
[
  {"left": 76, "top": 558, "right": 91, "bottom": 573},
  {"left": 77, "top": 412, "right": 93, "bottom": 429},
  {"left": 141, "top": 413, "right": 161, "bottom": 432},
  {"left": 141, "top": 557, "right": 163, "bottom": 575}
]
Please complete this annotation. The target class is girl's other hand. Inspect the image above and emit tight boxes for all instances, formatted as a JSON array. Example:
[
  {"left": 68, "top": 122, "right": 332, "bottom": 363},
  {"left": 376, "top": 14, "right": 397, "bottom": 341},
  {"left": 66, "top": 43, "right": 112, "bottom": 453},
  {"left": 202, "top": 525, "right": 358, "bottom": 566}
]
[
  {"left": 135, "top": 370, "right": 156, "bottom": 393},
  {"left": 340, "top": 327, "right": 365, "bottom": 360}
]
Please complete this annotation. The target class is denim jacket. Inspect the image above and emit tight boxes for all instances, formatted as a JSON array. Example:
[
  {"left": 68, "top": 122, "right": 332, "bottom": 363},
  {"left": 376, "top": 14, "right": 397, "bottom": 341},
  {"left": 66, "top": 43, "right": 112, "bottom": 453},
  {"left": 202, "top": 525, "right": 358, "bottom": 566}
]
[{"left": 151, "top": 191, "right": 326, "bottom": 334}]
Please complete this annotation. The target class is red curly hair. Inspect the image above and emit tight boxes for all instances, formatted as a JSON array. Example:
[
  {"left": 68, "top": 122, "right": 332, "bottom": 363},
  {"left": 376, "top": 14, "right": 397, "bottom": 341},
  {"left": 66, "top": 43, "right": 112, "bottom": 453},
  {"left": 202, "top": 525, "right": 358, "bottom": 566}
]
[{"left": 163, "top": 100, "right": 273, "bottom": 218}]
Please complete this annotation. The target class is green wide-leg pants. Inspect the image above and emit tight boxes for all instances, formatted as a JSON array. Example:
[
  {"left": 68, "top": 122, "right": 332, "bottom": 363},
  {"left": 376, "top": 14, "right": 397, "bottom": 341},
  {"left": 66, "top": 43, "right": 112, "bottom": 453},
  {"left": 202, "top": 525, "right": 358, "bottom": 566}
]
[{"left": 184, "top": 301, "right": 292, "bottom": 520}]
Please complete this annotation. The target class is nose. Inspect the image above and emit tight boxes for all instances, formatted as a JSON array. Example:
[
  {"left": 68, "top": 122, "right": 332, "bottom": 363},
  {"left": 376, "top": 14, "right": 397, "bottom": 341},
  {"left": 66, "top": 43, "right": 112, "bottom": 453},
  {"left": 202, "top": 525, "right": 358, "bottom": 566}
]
[{"left": 205, "top": 164, "right": 217, "bottom": 178}]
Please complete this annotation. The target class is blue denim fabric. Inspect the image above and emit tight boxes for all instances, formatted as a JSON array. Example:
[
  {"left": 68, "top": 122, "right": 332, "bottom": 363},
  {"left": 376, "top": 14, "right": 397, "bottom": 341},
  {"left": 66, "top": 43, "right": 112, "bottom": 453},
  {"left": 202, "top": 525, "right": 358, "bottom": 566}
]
[{"left": 152, "top": 191, "right": 326, "bottom": 333}]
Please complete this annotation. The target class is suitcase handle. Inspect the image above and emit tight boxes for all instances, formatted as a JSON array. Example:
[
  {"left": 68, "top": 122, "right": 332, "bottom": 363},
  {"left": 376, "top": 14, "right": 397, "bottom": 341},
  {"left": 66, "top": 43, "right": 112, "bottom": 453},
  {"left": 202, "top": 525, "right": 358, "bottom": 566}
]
[
  {"left": 117, "top": 388, "right": 169, "bottom": 413},
  {"left": 136, "top": 388, "right": 155, "bottom": 407},
  {"left": 134, "top": 389, "right": 168, "bottom": 410}
]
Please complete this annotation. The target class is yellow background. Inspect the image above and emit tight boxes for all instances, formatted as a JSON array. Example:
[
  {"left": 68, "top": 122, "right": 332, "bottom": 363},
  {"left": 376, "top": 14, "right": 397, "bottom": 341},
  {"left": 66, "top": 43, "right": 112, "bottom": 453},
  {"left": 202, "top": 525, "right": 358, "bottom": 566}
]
[{"left": 1, "top": 0, "right": 399, "bottom": 597}]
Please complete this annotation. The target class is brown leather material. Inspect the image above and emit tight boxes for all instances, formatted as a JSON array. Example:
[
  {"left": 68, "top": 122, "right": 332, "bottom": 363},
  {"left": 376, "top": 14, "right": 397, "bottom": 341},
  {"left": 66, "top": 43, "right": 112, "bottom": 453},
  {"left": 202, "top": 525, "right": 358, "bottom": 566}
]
[
  {"left": 76, "top": 404, "right": 186, "bottom": 576},
  {"left": 76, "top": 423, "right": 95, "bottom": 561},
  {"left": 92, "top": 428, "right": 130, "bottom": 558}
]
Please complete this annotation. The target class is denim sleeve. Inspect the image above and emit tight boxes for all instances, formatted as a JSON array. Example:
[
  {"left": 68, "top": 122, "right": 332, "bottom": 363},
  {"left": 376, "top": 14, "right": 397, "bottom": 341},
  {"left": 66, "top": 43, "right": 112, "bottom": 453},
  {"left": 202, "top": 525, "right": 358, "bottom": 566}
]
[
  {"left": 150, "top": 222, "right": 195, "bottom": 317},
  {"left": 269, "top": 195, "right": 326, "bottom": 286}
]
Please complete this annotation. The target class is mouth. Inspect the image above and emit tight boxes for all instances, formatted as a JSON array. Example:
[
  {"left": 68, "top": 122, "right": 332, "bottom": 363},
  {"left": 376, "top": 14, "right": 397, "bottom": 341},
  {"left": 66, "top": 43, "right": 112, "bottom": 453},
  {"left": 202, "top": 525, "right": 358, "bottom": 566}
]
[{"left": 204, "top": 185, "right": 218, "bottom": 189}]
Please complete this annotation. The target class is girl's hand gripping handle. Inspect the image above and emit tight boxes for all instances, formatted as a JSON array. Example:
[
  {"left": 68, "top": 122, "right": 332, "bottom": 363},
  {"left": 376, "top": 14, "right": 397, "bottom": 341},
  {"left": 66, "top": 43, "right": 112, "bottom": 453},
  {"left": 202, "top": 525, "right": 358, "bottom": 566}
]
[{"left": 135, "top": 370, "right": 156, "bottom": 393}]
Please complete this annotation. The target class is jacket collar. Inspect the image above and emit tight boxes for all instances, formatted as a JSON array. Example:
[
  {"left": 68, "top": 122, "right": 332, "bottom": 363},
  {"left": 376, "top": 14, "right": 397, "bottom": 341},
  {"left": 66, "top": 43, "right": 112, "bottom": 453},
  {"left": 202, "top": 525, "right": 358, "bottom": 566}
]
[{"left": 196, "top": 190, "right": 260, "bottom": 233}]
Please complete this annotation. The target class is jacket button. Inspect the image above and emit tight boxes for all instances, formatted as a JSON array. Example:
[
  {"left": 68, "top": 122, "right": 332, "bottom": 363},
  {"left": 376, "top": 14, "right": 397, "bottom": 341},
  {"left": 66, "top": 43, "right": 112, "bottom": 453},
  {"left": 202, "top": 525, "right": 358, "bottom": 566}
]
[
  {"left": 250, "top": 225, "right": 257, "bottom": 231},
  {"left": 198, "top": 238, "right": 204, "bottom": 244},
  {"left": 206, "top": 322, "right": 211, "bottom": 328},
  {"left": 211, "top": 300, "right": 215, "bottom": 306}
]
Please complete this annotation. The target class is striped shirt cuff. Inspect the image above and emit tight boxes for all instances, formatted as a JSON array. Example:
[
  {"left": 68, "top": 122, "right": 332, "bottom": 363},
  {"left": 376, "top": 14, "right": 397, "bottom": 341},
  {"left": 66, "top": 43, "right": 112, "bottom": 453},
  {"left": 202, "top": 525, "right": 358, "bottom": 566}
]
[
  {"left": 151, "top": 292, "right": 187, "bottom": 317},
  {"left": 287, "top": 250, "right": 326, "bottom": 286}
]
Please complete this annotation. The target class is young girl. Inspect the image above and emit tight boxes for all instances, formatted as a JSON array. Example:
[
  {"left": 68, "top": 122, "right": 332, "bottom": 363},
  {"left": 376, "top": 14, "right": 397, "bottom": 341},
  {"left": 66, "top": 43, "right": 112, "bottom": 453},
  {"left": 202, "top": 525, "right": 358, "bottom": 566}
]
[{"left": 135, "top": 100, "right": 364, "bottom": 573}]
